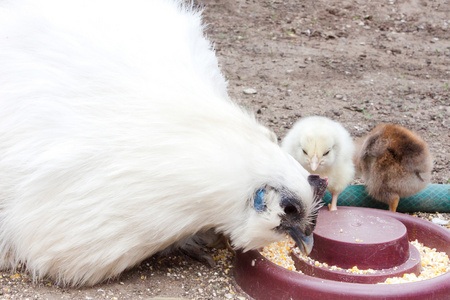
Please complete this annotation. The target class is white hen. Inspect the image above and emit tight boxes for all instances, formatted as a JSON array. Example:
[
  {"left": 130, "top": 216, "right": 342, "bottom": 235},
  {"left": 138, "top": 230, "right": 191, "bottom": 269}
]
[
  {"left": 282, "top": 116, "right": 355, "bottom": 210},
  {"left": 0, "top": 0, "right": 327, "bottom": 286}
]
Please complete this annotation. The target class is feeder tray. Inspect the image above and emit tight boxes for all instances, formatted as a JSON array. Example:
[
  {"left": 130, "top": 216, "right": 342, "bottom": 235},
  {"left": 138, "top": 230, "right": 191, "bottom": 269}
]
[
  {"left": 234, "top": 207, "right": 450, "bottom": 300},
  {"left": 292, "top": 208, "right": 421, "bottom": 283}
]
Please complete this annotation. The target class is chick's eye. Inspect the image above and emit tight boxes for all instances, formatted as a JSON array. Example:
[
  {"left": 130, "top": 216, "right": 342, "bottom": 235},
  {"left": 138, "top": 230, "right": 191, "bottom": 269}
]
[
  {"left": 323, "top": 150, "right": 330, "bottom": 156},
  {"left": 302, "top": 149, "right": 307, "bottom": 155}
]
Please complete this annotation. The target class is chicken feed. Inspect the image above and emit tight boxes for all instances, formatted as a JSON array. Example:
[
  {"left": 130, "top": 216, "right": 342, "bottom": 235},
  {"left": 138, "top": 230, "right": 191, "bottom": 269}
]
[{"left": 260, "top": 235, "right": 449, "bottom": 283}]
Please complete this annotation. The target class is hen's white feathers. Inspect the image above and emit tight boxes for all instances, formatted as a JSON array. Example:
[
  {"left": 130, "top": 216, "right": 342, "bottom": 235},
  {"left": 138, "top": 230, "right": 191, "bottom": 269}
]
[{"left": 0, "top": 0, "right": 318, "bottom": 286}]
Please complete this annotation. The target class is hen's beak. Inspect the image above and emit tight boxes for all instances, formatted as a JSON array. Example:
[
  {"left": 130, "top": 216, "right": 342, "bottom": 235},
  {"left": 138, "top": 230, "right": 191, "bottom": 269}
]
[
  {"left": 288, "top": 227, "right": 314, "bottom": 255},
  {"left": 310, "top": 155, "right": 319, "bottom": 171}
]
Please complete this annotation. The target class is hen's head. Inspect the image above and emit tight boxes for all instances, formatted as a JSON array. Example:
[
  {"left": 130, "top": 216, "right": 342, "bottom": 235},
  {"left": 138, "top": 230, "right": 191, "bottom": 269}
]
[
  {"left": 274, "top": 174, "right": 327, "bottom": 254},
  {"left": 227, "top": 153, "right": 327, "bottom": 255}
]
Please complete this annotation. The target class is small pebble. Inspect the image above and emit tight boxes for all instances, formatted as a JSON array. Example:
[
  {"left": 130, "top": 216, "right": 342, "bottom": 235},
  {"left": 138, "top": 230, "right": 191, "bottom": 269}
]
[
  {"left": 432, "top": 218, "right": 449, "bottom": 226},
  {"left": 243, "top": 88, "right": 257, "bottom": 95}
]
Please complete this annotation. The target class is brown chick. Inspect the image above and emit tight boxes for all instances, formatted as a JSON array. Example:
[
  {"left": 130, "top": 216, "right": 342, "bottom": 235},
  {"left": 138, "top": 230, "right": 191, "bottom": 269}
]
[{"left": 354, "top": 124, "right": 432, "bottom": 212}]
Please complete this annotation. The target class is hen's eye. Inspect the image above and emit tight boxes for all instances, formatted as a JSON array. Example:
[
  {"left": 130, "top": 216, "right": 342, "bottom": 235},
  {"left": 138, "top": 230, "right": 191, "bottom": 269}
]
[
  {"left": 323, "top": 150, "right": 330, "bottom": 156},
  {"left": 284, "top": 204, "right": 298, "bottom": 215}
]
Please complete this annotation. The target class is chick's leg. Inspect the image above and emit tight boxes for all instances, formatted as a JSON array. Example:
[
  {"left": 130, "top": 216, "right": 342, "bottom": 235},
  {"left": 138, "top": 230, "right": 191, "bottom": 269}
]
[
  {"left": 328, "top": 192, "right": 339, "bottom": 211},
  {"left": 389, "top": 194, "right": 400, "bottom": 212}
]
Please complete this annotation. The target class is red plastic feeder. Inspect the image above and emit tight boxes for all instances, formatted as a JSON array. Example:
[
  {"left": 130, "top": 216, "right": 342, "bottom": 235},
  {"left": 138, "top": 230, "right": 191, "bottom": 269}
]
[
  {"left": 293, "top": 208, "right": 421, "bottom": 284},
  {"left": 234, "top": 207, "right": 450, "bottom": 300}
]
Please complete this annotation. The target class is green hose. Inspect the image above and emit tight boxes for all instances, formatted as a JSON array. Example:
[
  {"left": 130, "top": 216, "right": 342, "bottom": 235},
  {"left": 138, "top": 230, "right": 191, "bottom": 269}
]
[{"left": 322, "top": 184, "right": 450, "bottom": 213}]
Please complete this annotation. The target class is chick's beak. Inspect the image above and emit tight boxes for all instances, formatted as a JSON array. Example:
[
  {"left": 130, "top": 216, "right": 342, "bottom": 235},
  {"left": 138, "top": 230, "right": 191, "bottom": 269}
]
[
  {"left": 310, "top": 155, "right": 319, "bottom": 171},
  {"left": 288, "top": 227, "right": 314, "bottom": 255}
]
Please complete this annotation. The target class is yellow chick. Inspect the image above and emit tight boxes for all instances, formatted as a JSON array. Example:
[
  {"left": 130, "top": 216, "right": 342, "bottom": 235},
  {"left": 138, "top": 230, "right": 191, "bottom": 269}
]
[{"left": 282, "top": 116, "right": 355, "bottom": 210}]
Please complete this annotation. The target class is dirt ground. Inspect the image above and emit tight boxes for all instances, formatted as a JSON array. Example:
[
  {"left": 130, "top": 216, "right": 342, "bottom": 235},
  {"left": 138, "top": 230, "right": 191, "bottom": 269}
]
[{"left": 1, "top": 0, "right": 448, "bottom": 299}]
